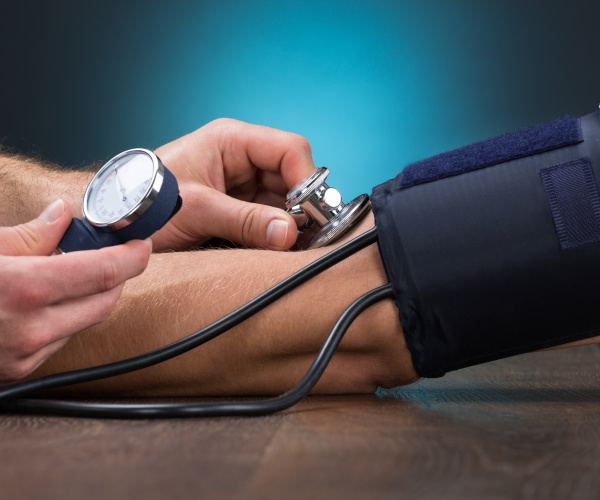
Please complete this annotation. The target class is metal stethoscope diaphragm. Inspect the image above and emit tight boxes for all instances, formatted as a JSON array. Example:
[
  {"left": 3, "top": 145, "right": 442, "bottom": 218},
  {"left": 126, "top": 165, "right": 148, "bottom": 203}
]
[{"left": 285, "top": 167, "right": 372, "bottom": 248}]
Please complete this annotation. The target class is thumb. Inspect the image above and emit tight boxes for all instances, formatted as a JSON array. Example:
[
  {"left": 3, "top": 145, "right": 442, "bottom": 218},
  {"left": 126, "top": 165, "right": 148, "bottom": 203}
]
[
  {"left": 0, "top": 199, "right": 73, "bottom": 256},
  {"left": 201, "top": 190, "right": 297, "bottom": 250}
]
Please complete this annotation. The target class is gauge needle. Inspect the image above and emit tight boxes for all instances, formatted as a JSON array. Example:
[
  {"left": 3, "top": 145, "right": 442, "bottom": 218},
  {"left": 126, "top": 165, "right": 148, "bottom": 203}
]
[{"left": 114, "top": 168, "right": 128, "bottom": 202}]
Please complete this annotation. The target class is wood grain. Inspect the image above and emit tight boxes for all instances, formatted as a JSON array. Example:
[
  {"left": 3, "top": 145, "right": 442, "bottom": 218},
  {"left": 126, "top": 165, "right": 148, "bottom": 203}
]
[{"left": 2, "top": 346, "right": 600, "bottom": 500}]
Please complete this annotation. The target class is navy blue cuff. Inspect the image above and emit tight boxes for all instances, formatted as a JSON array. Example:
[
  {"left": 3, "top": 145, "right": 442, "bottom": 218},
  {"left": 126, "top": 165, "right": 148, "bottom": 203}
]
[{"left": 372, "top": 110, "right": 600, "bottom": 377}]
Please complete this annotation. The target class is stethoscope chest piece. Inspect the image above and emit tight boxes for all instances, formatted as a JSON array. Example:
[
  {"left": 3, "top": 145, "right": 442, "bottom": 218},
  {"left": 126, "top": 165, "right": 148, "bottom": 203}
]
[{"left": 285, "top": 167, "right": 371, "bottom": 248}]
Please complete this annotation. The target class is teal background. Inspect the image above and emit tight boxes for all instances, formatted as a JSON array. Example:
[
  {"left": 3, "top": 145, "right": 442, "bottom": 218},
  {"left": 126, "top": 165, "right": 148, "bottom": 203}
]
[{"left": 1, "top": 0, "right": 600, "bottom": 197}]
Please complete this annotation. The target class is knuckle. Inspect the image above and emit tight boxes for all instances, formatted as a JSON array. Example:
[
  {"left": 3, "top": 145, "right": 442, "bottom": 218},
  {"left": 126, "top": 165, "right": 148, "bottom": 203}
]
[
  {"left": 204, "top": 118, "right": 238, "bottom": 137},
  {"left": 1, "top": 259, "right": 55, "bottom": 309},
  {"left": 79, "top": 286, "right": 121, "bottom": 328},
  {"left": 98, "top": 256, "right": 120, "bottom": 291},
  {"left": 289, "top": 133, "right": 312, "bottom": 154},
  {"left": 235, "top": 205, "right": 261, "bottom": 244},
  {"left": 93, "top": 291, "right": 120, "bottom": 323},
  {"left": 210, "top": 117, "right": 238, "bottom": 130},
  {"left": 12, "top": 223, "right": 44, "bottom": 255},
  {"left": 13, "top": 327, "right": 52, "bottom": 358},
  {"left": 10, "top": 276, "right": 49, "bottom": 309},
  {"left": 280, "top": 133, "right": 314, "bottom": 176}
]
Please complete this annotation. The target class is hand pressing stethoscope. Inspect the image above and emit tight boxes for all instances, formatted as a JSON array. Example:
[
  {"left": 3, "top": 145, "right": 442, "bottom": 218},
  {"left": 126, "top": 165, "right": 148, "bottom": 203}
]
[{"left": 59, "top": 149, "right": 371, "bottom": 252}]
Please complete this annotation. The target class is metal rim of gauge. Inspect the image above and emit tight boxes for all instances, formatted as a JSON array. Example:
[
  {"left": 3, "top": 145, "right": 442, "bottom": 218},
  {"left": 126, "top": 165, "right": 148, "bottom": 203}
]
[{"left": 82, "top": 148, "right": 164, "bottom": 230}]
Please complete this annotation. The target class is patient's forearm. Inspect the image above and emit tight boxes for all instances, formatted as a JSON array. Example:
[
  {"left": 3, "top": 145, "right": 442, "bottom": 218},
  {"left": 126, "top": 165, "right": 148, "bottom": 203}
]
[
  {"left": 0, "top": 153, "right": 92, "bottom": 225},
  {"left": 33, "top": 214, "right": 418, "bottom": 396}
]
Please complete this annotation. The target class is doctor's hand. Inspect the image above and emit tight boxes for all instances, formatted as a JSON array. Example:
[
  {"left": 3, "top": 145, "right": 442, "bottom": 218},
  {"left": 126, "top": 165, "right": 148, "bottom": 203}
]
[
  {"left": 153, "top": 119, "right": 317, "bottom": 251},
  {"left": 0, "top": 199, "right": 151, "bottom": 383}
]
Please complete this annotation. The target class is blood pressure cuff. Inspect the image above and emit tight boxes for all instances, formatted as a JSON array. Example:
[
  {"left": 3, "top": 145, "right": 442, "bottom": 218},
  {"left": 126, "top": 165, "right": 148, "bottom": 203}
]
[{"left": 371, "top": 109, "right": 600, "bottom": 377}]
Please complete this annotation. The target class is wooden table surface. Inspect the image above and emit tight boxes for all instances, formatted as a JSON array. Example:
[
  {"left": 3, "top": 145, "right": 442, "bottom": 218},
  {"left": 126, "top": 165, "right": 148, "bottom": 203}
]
[{"left": 2, "top": 345, "right": 600, "bottom": 500}]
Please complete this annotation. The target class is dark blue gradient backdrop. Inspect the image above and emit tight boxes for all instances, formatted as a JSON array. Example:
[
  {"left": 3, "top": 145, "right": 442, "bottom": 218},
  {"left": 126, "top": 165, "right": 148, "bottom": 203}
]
[{"left": 1, "top": 0, "right": 599, "bottom": 197}]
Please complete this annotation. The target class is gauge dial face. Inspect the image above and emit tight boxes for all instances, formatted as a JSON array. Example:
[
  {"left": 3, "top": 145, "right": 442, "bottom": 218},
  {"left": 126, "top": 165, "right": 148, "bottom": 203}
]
[{"left": 84, "top": 150, "right": 157, "bottom": 226}]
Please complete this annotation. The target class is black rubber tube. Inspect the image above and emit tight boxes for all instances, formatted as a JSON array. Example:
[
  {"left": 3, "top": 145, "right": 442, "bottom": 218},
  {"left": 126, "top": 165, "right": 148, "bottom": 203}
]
[
  {"left": 0, "top": 228, "right": 378, "bottom": 403},
  {"left": 0, "top": 285, "right": 393, "bottom": 418}
]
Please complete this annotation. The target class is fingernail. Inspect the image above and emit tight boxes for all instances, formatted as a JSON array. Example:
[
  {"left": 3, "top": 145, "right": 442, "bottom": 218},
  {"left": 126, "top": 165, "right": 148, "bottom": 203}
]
[
  {"left": 144, "top": 237, "right": 154, "bottom": 252},
  {"left": 38, "top": 199, "right": 65, "bottom": 224},
  {"left": 266, "top": 219, "right": 289, "bottom": 249}
]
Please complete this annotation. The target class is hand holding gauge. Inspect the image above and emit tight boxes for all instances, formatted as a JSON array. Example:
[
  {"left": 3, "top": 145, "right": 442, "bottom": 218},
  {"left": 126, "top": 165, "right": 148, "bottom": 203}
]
[{"left": 58, "top": 149, "right": 182, "bottom": 253}]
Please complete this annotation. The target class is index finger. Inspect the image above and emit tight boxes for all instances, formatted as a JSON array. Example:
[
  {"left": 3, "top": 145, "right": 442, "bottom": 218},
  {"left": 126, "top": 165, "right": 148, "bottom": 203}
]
[
  {"left": 213, "top": 119, "right": 317, "bottom": 190},
  {"left": 20, "top": 239, "right": 152, "bottom": 305}
]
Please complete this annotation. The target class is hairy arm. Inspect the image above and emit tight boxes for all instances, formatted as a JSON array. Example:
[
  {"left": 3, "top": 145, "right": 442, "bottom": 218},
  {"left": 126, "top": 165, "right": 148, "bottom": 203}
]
[
  {"left": 26, "top": 210, "right": 599, "bottom": 395},
  {"left": 9, "top": 149, "right": 591, "bottom": 395},
  {"left": 31, "top": 213, "right": 419, "bottom": 396},
  {"left": 0, "top": 153, "right": 93, "bottom": 225}
]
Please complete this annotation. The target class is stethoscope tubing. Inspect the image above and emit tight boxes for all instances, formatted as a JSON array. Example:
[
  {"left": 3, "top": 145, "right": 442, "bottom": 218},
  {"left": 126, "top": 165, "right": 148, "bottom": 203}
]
[
  {"left": 0, "top": 228, "right": 379, "bottom": 416},
  {"left": 1, "top": 284, "right": 392, "bottom": 418}
]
